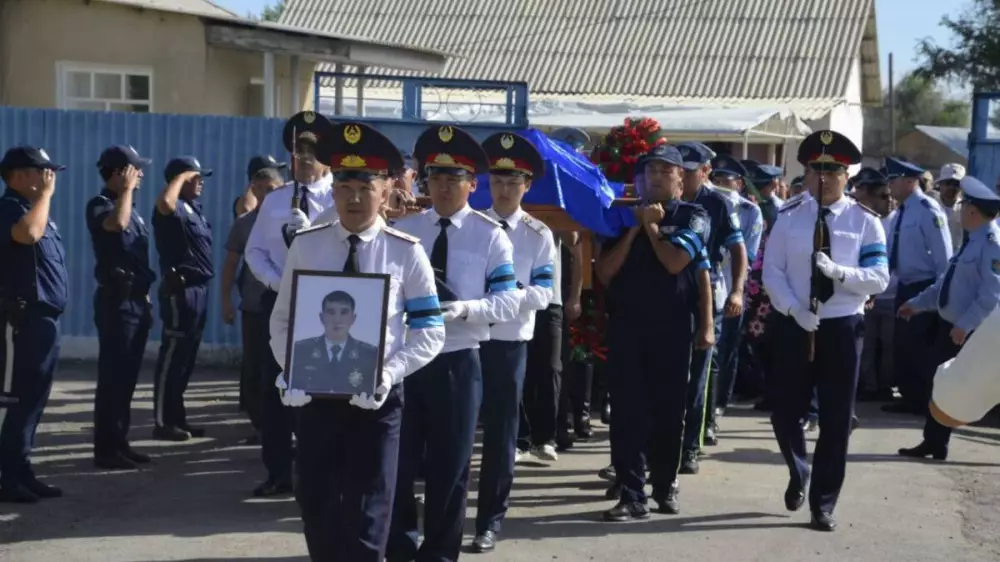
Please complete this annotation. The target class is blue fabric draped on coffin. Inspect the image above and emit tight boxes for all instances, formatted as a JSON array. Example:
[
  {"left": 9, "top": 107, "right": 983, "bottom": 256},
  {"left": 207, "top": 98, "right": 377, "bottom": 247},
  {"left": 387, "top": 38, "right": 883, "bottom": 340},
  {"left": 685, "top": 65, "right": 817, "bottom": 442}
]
[{"left": 468, "top": 128, "right": 637, "bottom": 237}]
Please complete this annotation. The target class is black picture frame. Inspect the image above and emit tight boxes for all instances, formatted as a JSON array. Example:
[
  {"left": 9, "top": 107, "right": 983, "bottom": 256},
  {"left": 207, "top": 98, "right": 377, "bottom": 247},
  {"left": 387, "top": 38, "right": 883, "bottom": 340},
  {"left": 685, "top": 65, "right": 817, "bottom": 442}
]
[{"left": 283, "top": 269, "right": 390, "bottom": 399}]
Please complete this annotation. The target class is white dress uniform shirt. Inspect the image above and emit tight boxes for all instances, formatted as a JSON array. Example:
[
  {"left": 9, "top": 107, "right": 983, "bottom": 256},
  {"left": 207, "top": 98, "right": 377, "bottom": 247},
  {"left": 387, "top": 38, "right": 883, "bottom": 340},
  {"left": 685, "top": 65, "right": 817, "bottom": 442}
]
[
  {"left": 549, "top": 238, "right": 563, "bottom": 306},
  {"left": 486, "top": 207, "right": 556, "bottom": 341},
  {"left": 392, "top": 204, "right": 522, "bottom": 354},
  {"left": 245, "top": 174, "right": 336, "bottom": 290},
  {"left": 269, "top": 217, "right": 445, "bottom": 387},
  {"left": 763, "top": 193, "right": 890, "bottom": 319}
]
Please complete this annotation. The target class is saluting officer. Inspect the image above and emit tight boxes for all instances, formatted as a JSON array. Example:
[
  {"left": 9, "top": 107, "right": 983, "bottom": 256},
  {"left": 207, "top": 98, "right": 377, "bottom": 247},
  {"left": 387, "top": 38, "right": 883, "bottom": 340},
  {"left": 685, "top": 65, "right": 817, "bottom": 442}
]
[
  {"left": 596, "top": 144, "right": 714, "bottom": 520},
  {"left": 0, "top": 146, "right": 67, "bottom": 503},
  {"left": 707, "top": 155, "right": 763, "bottom": 430},
  {"left": 87, "top": 145, "right": 156, "bottom": 469},
  {"left": 268, "top": 122, "right": 445, "bottom": 562},
  {"left": 472, "top": 132, "right": 555, "bottom": 553},
  {"left": 897, "top": 175, "right": 1000, "bottom": 461},
  {"left": 387, "top": 125, "right": 521, "bottom": 562},
  {"left": 244, "top": 111, "right": 336, "bottom": 497},
  {"left": 882, "top": 157, "right": 953, "bottom": 415},
  {"left": 762, "top": 130, "right": 889, "bottom": 532},
  {"left": 676, "top": 142, "right": 747, "bottom": 473},
  {"left": 151, "top": 156, "right": 214, "bottom": 441}
]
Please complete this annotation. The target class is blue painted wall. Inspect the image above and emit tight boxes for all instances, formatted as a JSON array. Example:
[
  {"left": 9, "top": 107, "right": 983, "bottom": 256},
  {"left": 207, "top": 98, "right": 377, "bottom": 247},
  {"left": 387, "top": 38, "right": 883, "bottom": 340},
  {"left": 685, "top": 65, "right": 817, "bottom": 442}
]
[{"left": 0, "top": 106, "right": 522, "bottom": 347}]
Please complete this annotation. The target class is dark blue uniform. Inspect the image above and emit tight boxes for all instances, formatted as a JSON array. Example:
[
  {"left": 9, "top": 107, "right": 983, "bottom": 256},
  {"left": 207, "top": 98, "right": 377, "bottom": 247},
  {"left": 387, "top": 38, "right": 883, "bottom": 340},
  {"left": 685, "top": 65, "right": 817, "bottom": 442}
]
[
  {"left": 0, "top": 186, "right": 68, "bottom": 496},
  {"left": 603, "top": 200, "right": 710, "bottom": 516},
  {"left": 87, "top": 188, "right": 156, "bottom": 459},
  {"left": 151, "top": 196, "right": 213, "bottom": 434}
]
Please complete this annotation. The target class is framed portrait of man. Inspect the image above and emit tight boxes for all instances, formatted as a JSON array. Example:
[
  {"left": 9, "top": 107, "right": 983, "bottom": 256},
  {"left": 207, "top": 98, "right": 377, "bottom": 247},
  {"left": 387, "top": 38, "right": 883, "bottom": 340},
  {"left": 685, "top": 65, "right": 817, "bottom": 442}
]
[{"left": 282, "top": 270, "right": 390, "bottom": 398}]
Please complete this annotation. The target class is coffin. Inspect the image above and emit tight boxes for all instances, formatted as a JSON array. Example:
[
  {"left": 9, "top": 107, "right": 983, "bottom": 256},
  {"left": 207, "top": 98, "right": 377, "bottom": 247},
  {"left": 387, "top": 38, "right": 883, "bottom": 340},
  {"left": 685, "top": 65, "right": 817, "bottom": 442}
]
[{"left": 929, "top": 306, "right": 1000, "bottom": 428}]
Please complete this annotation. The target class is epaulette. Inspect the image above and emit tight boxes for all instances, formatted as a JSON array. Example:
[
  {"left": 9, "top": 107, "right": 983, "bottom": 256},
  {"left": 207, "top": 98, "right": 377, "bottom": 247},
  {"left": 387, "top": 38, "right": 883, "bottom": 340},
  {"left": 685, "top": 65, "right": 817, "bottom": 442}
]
[
  {"left": 521, "top": 214, "right": 550, "bottom": 236},
  {"left": 384, "top": 225, "right": 419, "bottom": 244},
  {"left": 779, "top": 199, "right": 804, "bottom": 213},
  {"left": 471, "top": 209, "right": 502, "bottom": 228},
  {"left": 292, "top": 222, "right": 333, "bottom": 238}
]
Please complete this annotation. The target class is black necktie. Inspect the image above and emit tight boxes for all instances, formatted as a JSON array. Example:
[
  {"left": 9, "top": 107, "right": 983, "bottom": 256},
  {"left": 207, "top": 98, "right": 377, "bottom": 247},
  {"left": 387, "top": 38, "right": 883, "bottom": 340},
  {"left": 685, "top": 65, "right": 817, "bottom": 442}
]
[
  {"left": 330, "top": 344, "right": 342, "bottom": 364},
  {"left": 299, "top": 186, "right": 310, "bottom": 215},
  {"left": 499, "top": 220, "right": 510, "bottom": 231},
  {"left": 888, "top": 203, "right": 906, "bottom": 272},
  {"left": 431, "top": 218, "right": 450, "bottom": 280},
  {"left": 813, "top": 207, "right": 835, "bottom": 304},
  {"left": 344, "top": 234, "right": 360, "bottom": 273},
  {"left": 938, "top": 237, "right": 968, "bottom": 308}
]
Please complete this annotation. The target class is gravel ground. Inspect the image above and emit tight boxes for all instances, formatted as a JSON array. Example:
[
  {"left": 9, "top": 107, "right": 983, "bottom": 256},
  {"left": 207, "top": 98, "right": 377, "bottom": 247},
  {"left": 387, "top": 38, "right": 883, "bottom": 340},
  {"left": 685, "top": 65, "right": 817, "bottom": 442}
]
[{"left": 0, "top": 361, "right": 998, "bottom": 562}]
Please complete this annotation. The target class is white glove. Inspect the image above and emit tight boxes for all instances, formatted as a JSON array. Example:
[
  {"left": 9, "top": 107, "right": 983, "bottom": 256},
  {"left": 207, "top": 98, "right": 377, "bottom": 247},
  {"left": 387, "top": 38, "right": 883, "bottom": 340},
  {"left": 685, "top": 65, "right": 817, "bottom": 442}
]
[
  {"left": 814, "top": 252, "right": 846, "bottom": 282},
  {"left": 275, "top": 372, "right": 312, "bottom": 407},
  {"left": 285, "top": 208, "right": 310, "bottom": 231},
  {"left": 349, "top": 381, "right": 392, "bottom": 410},
  {"left": 790, "top": 305, "right": 820, "bottom": 332},
  {"left": 441, "top": 301, "right": 468, "bottom": 322}
]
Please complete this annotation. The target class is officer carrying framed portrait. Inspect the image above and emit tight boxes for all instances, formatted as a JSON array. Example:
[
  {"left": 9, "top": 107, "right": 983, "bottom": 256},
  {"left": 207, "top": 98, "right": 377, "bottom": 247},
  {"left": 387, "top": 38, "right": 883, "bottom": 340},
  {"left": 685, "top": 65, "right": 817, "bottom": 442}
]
[{"left": 282, "top": 269, "right": 389, "bottom": 398}]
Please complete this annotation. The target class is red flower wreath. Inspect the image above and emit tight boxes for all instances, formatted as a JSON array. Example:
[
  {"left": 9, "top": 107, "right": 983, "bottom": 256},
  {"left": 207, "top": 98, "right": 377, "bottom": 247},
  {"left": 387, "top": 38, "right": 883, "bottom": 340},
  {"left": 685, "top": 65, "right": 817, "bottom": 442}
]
[
  {"left": 590, "top": 117, "right": 670, "bottom": 187},
  {"left": 569, "top": 281, "right": 609, "bottom": 362}
]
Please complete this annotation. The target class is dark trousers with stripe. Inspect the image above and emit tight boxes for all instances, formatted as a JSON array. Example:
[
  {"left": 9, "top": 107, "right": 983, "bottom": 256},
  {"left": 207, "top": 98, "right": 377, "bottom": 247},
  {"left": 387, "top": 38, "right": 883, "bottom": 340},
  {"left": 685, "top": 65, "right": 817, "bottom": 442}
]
[
  {"left": 0, "top": 312, "right": 60, "bottom": 487},
  {"left": 259, "top": 290, "right": 294, "bottom": 484},
  {"left": 769, "top": 313, "right": 863, "bottom": 515},
  {"left": 295, "top": 387, "right": 403, "bottom": 562},
  {"left": 388, "top": 349, "right": 482, "bottom": 562},
  {"left": 922, "top": 318, "right": 965, "bottom": 451},
  {"left": 476, "top": 339, "right": 527, "bottom": 535},
  {"left": 683, "top": 309, "right": 721, "bottom": 451},
  {"left": 93, "top": 290, "right": 152, "bottom": 457},
  {"left": 894, "top": 279, "right": 938, "bottom": 408},
  {"left": 518, "top": 305, "right": 563, "bottom": 449},
  {"left": 152, "top": 284, "right": 208, "bottom": 430}
]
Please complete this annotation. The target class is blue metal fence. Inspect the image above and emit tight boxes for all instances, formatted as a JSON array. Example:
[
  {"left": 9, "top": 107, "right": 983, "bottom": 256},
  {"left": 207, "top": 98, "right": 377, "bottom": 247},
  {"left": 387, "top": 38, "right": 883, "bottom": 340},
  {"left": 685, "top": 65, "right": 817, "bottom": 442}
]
[{"left": 969, "top": 93, "right": 1000, "bottom": 186}]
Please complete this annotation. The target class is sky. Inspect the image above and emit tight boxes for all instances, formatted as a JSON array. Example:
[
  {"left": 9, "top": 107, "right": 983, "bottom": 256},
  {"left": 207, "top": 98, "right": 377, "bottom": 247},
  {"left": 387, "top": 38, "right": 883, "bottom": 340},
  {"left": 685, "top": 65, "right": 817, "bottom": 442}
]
[{"left": 215, "top": 0, "right": 961, "bottom": 91}]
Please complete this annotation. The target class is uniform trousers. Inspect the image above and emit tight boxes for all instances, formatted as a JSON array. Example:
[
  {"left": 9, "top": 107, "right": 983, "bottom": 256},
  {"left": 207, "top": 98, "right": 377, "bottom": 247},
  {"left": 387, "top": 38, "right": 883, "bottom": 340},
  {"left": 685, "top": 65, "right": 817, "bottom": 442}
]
[
  {"left": 609, "top": 311, "right": 692, "bottom": 503},
  {"left": 259, "top": 290, "right": 295, "bottom": 484},
  {"left": 518, "top": 304, "right": 562, "bottom": 449},
  {"left": 153, "top": 283, "right": 208, "bottom": 429},
  {"left": 239, "top": 309, "right": 268, "bottom": 431},
  {"left": 768, "top": 313, "right": 863, "bottom": 515},
  {"left": 894, "top": 279, "right": 938, "bottom": 408},
  {"left": 712, "top": 311, "right": 744, "bottom": 412},
  {"left": 860, "top": 298, "right": 896, "bottom": 395},
  {"left": 0, "top": 311, "right": 60, "bottom": 487},
  {"left": 93, "top": 289, "right": 152, "bottom": 456},
  {"left": 295, "top": 386, "right": 403, "bottom": 562},
  {"left": 475, "top": 339, "right": 527, "bottom": 535},
  {"left": 921, "top": 319, "right": 965, "bottom": 451},
  {"left": 388, "top": 348, "right": 482, "bottom": 562},
  {"left": 683, "top": 310, "right": 721, "bottom": 451}
]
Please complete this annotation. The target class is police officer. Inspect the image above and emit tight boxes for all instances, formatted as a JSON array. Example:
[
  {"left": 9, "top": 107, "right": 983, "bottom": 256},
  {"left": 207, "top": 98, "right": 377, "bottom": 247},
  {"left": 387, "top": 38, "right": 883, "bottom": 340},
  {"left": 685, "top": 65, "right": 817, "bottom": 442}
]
[
  {"left": 897, "top": 175, "right": 1000, "bottom": 461},
  {"left": 0, "top": 146, "right": 67, "bottom": 503},
  {"left": 882, "top": 157, "right": 952, "bottom": 415},
  {"left": 472, "top": 132, "right": 555, "bottom": 553},
  {"left": 707, "top": 155, "right": 763, "bottom": 430},
  {"left": 387, "top": 125, "right": 521, "bottom": 562},
  {"left": 87, "top": 145, "right": 157, "bottom": 469},
  {"left": 596, "top": 143, "right": 713, "bottom": 520},
  {"left": 745, "top": 160, "right": 785, "bottom": 233},
  {"left": 762, "top": 130, "right": 889, "bottom": 532},
  {"left": 244, "top": 111, "right": 336, "bottom": 497},
  {"left": 676, "top": 142, "right": 747, "bottom": 473},
  {"left": 267, "top": 122, "right": 445, "bottom": 562},
  {"left": 151, "top": 156, "right": 214, "bottom": 441}
]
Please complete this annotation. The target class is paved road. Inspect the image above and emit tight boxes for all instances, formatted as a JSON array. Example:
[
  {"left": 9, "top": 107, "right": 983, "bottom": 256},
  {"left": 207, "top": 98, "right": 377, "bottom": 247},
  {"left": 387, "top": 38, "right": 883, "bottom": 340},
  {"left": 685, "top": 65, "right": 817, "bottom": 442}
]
[{"left": 1, "top": 362, "right": 998, "bottom": 562}]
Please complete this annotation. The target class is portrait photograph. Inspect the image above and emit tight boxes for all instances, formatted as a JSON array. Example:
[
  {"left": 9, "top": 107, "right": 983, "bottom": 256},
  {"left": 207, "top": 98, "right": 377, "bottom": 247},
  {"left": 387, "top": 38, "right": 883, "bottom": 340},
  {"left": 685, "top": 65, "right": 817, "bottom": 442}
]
[{"left": 283, "top": 270, "right": 390, "bottom": 398}]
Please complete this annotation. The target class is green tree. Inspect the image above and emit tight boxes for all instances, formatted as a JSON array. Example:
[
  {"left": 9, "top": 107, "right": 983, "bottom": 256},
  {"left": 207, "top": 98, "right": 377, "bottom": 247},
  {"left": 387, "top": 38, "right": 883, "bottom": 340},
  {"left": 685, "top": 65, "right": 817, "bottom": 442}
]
[
  {"left": 259, "top": 0, "right": 286, "bottom": 22},
  {"left": 863, "top": 72, "right": 970, "bottom": 156},
  {"left": 915, "top": 0, "right": 1000, "bottom": 91}
]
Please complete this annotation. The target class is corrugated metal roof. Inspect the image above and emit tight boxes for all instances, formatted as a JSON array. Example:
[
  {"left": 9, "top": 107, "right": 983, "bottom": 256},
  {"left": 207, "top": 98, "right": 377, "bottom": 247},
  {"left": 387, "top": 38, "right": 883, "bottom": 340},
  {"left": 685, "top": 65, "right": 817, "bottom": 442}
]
[
  {"left": 96, "top": 0, "right": 238, "bottom": 18},
  {"left": 915, "top": 125, "right": 970, "bottom": 160},
  {"left": 282, "top": 0, "right": 875, "bottom": 101}
]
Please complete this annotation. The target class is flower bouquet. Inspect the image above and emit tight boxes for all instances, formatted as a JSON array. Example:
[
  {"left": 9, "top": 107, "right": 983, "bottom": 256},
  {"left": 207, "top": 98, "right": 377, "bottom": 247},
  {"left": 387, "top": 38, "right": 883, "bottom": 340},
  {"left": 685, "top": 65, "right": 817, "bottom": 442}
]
[
  {"left": 568, "top": 286, "right": 609, "bottom": 363},
  {"left": 590, "top": 117, "right": 670, "bottom": 195}
]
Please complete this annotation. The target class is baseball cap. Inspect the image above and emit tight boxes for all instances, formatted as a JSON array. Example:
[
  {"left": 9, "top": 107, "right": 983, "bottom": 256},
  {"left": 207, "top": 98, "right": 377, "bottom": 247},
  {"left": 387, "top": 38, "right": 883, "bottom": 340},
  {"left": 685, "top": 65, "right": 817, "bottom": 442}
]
[
  {"left": 164, "top": 156, "right": 213, "bottom": 182},
  {"left": 638, "top": 144, "right": 684, "bottom": 169},
  {"left": 0, "top": 146, "right": 65, "bottom": 174},
  {"left": 97, "top": 145, "right": 152, "bottom": 170},
  {"left": 936, "top": 163, "right": 966, "bottom": 184},
  {"left": 676, "top": 142, "right": 716, "bottom": 171},
  {"left": 246, "top": 154, "right": 286, "bottom": 180}
]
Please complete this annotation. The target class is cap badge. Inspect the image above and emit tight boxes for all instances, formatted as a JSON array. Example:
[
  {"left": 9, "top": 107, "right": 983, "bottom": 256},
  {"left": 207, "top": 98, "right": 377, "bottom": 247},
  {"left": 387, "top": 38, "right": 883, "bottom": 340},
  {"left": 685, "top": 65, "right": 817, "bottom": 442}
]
[
  {"left": 820, "top": 131, "right": 834, "bottom": 145},
  {"left": 303, "top": 112, "right": 316, "bottom": 124},
  {"left": 191, "top": 158, "right": 201, "bottom": 168},
  {"left": 500, "top": 134, "right": 515, "bottom": 150},
  {"left": 340, "top": 155, "right": 367, "bottom": 168},
  {"left": 38, "top": 149, "right": 50, "bottom": 162},
  {"left": 433, "top": 153, "right": 456, "bottom": 166},
  {"left": 438, "top": 126, "right": 454, "bottom": 143},
  {"left": 495, "top": 157, "right": 516, "bottom": 169},
  {"left": 267, "top": 155, "right": 276, "bottom": 163},
  {"left": 344, "top": 125, "right": 362, "bottom": 145}
]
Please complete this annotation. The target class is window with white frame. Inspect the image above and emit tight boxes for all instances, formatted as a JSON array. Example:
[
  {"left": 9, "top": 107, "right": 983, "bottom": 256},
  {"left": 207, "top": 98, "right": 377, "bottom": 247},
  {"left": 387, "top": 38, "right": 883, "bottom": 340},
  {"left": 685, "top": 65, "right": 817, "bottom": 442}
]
[{"left": 57, "top": 63, "right": 152, "bottom": 113}]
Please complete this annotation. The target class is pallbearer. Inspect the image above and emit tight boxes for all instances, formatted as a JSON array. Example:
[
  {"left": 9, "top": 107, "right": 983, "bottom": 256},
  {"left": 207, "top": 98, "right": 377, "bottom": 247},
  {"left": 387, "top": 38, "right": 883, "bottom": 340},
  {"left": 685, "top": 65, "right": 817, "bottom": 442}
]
[
  {"left": 387, "top": 125, "right": 521, "bottom": 562},
  {"left": 762, "top": 130, "right": 889, "bottom": 532},
  {"left": 269, "top": 122, "right": 445, "bottom": 561},
  {"left": 472, "top": 132, "right": 555, "bottom": 553}
]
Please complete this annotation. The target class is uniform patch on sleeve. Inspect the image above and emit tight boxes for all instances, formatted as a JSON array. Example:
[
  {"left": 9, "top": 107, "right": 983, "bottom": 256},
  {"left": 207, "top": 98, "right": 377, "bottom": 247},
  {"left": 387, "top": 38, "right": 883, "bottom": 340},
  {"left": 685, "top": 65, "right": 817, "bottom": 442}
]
[
  {"left": 752, "top": 220, "right": 762, "bottom": 235},
  {"left": 933, "top": 215, "right": 944, "bottom": 229},
  {"left": 992, "top": 259, "right": 1000, "bottom": 275},
  {"left": 691, "top": 215, "right": 707, "bottom": 235}
]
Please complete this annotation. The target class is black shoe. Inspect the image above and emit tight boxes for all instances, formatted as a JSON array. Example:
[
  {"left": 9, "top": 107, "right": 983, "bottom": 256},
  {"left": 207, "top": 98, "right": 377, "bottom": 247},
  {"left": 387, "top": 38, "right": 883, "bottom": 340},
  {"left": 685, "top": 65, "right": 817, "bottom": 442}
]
[
  {"left": 652, "top": 481, "right": 680, "bottom": 514},
  {"left": 0, "top": 483, "right": 40, "bottom": 503},
  {"left": 704, "top": 425, "right": 719, "bottom": 446},
  {"left": 801, "top": 418, "right": 818, "bottom": 433},
  {"left": 784, "top": 476, "right": 807, "bottom": 512},
  {"left": 604, "top": 481, "right": 623, "bottom": 500},
  {"left": 574, "top": 424, "right": 594, "bottom": 440},
  {"left": 898, "top": 441, "right": 948, "bottom": 461},
  {"left": 153, "top": 425, "right": 191, "bottom": 442},
  {"left": 556, "top": 432, "right": 574, "bottom": 452},
  {"left": 470, "top": 531, "right": 497, "bottom": 553},
  {"left": 602, "top": 500, "right": 650, "bottom": 522},
  {"left": 23, "top": 476, "right": 62, "bottom": 499},
  {"left": 178, "top": 424, "right": 206, "bottom": 438},
  {"left": 678, "top": 450, "right": 699, "bottom": 475},
  {"left": 94, "top": 453, "right": 138, "bottom": 471},
  {"left": 810, "top": 511, "right": 837, "bottom": 532},
  {"left": 753, "top": 399, "right": 772, "bottom": 412},
  {"left": 598, "top": 464, "right": 616, "bottom": 481},
  {"left": 252, "top": 479, "right": 293, "bottom": 497},
  {"left": 121, "top": 446, "right": 152, "bottom": 464},
  {"left": 601, "top": 402, "right": 611, "bottom": 425}
]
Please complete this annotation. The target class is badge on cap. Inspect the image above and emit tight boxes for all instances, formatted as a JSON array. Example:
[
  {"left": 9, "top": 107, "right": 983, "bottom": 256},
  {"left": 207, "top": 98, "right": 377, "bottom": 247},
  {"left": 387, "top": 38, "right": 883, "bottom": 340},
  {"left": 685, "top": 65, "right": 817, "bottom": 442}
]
[
  {"left": 344, "top": 125, "right": 362, "bottom": 144},
  {"left": 38, "top": 149, "right": 51, "bottom": 162},
  {"left": 500, "top": 134, "right": 515, "bottom": 150},
  {"left": 820, "top": 131, "right": 834, "bottom": 145},
  {"left": 303, "top": 112, "right": 316, "bottom": 124},
  {"left": 439, "top": 126, "right": 454, "bottom": 143}
]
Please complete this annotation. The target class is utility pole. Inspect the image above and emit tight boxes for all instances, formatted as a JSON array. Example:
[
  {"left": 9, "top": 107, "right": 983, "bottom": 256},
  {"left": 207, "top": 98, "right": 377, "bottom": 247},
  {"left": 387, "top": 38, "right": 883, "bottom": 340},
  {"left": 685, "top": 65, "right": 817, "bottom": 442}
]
[{"left": 889, "top": 52, "right": 897, "bottom": 153}]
